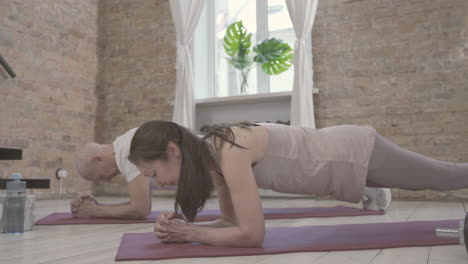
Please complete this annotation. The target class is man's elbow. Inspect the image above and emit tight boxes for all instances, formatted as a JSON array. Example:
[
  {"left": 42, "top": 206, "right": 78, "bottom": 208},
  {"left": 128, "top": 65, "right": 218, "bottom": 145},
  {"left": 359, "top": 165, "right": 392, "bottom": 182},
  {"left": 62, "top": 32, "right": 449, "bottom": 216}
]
[{"left": 130, "top": 207, "right": 150, "bottom": 220}]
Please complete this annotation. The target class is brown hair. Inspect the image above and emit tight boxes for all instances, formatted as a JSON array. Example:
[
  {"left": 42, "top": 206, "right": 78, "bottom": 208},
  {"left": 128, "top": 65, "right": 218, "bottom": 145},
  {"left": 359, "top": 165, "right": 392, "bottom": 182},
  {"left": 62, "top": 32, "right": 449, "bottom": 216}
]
[{"left": 128, "top": 120, "right": 256, "bottom": 222}]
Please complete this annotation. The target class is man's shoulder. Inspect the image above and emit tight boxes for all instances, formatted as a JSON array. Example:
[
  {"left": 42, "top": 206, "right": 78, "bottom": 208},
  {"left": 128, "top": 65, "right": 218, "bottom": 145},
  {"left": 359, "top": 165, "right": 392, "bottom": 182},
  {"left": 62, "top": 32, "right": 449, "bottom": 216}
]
[
  {"left": 114, "top": 127, "right": 139, "bottom": 146},
  {"left": 114, "top": 127, "right": 140, "bottom": 181},
  {"left": 120, "top": 127, "right": 139, "bottom": 140},
  {"left": 113, "top": 127, "right": 139, "bottom": 164}
]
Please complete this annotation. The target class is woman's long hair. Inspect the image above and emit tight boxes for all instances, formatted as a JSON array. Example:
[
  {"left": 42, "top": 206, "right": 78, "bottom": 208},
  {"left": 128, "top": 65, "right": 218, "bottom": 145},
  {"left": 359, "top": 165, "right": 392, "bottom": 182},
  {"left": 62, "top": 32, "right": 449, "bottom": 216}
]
[{"left": 128, "top": 120, "right": 256, "bottom": 222}]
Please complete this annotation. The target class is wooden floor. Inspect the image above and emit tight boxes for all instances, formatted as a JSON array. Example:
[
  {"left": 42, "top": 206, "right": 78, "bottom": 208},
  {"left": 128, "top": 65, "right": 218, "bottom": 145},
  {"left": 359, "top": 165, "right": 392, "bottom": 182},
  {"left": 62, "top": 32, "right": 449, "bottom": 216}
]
[{"left": 0, "top": 196, "right": 466, "bottom": 264}]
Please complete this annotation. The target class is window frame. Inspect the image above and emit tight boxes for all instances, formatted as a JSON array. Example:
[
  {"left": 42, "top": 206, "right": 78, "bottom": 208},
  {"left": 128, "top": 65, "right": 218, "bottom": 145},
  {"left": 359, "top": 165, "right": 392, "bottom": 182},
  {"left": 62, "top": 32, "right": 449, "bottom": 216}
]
[{"left": 193, "top": 0, "right": 312, "bottom": 100}]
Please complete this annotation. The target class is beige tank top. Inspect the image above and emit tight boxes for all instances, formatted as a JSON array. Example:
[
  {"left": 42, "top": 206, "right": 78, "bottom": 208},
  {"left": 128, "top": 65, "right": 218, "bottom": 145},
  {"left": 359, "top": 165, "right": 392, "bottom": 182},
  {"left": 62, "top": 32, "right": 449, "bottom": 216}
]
[{"left": 207, "top": 123, "right": 376, "bottom": 203}]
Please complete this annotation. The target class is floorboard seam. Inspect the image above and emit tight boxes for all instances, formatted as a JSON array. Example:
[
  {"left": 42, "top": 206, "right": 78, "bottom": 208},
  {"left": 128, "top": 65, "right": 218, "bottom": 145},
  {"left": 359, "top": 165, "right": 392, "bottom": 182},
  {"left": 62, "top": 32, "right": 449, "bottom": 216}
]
[{"left": 38, "top": 247, "right": 118, "bottom": 264}]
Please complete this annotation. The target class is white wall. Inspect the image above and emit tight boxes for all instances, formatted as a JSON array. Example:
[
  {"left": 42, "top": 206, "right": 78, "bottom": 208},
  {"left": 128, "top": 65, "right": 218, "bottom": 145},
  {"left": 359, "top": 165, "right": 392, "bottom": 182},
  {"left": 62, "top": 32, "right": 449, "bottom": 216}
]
[{"left": 195, "top": 93, "right": 291, "bottom": 131}]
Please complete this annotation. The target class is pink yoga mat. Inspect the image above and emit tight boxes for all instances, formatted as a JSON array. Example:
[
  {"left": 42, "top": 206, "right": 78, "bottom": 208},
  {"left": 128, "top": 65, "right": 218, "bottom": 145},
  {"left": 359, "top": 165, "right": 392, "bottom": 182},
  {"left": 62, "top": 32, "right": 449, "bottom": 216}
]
[
  {"left": 35, "top": 205, "right": 384, "bottom": 225},
  {"left": 115, "top": 219, "right": 459, "bottom": 261}
]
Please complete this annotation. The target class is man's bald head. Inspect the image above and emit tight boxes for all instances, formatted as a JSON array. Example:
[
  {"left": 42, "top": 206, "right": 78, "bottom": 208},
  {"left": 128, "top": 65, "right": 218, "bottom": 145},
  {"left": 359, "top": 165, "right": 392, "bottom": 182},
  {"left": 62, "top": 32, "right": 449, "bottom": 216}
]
[
  {"left": 75, "top": 143, "right": 102, "bottom": 181},
  {"left": 75, "top": 142, "right": 120, "bottom": 183}
]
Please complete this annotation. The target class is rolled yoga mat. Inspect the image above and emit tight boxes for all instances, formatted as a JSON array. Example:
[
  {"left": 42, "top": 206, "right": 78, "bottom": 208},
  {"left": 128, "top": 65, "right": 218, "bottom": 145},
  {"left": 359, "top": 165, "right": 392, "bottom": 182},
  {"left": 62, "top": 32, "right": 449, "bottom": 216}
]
[
  {"left": 35, "top": 205, "right": 384, "bottom": 225},
  {"left": 115, "top": 219, "right": 459, "bottom": 261}
]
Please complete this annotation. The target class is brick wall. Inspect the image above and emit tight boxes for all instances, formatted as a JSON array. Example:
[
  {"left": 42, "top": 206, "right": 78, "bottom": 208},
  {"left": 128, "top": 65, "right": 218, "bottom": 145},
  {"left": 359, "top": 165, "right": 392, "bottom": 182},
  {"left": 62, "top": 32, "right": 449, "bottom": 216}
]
[
  {"left": 0, "top": 0, "right": 98, "bottom": 198},
  {"left": 313, "top": 0, "right": 468, "bottom": 200},
  {"left": 94, "top": 0, "right": 176, "bottom": 195},
  {"left": 1, "top": 0, "right": 466, "bottom": 200},
  {"left": 96, "top": 0, "right": 467, "bottom": 200}
]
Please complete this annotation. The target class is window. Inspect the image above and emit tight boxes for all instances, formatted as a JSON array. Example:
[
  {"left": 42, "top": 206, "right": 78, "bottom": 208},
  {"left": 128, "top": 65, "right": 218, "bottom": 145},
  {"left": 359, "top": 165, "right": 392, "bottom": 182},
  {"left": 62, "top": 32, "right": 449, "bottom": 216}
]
[{"left": 194, "top": 0, "right": 297, "bottom": 99}]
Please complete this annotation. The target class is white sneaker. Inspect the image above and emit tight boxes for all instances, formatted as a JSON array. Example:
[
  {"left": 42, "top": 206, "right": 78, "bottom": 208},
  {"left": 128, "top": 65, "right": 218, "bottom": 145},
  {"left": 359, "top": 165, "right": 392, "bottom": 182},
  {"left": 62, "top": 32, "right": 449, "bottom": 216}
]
[{"left": 362, "top": 187, "right": 392, "bottom": 211}]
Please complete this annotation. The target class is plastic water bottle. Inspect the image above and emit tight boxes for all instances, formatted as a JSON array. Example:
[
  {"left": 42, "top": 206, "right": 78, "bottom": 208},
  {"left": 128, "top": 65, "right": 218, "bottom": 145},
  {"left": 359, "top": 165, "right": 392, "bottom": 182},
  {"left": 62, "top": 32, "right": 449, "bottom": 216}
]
[{"left": 5, "top": 173, "right": 26, "bottom": 234}]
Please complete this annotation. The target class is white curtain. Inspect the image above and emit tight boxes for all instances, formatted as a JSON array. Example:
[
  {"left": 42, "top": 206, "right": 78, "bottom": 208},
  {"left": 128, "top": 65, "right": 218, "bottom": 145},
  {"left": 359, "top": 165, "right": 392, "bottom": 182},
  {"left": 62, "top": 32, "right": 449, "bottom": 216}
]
[
  {"left": 169, "top": 0, "right": 205, "bottom": 129},
  {"left": 286, "top": 0, "right": 319, "bottom": 128}
]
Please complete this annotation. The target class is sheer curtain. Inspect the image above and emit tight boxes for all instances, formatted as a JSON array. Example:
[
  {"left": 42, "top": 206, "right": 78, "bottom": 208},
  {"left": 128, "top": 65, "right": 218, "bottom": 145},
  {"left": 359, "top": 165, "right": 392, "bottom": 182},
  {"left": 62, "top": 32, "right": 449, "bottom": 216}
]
[
  {"left": 169, "top": 0, "right": 205, "bottom": 129},
  {"left": 285, "top": 0, "right": 319, "bottom": 128}
]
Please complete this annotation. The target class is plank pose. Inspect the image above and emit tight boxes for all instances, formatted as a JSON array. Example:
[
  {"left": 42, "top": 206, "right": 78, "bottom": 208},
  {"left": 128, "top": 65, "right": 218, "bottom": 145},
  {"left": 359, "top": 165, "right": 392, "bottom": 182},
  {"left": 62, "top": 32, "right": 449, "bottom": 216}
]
[
  {"left": 128, "top": 120, "right": 468, "bottom": 247},
  {"left": 72, "top": 128, "right": 154, "bottom": 219}
]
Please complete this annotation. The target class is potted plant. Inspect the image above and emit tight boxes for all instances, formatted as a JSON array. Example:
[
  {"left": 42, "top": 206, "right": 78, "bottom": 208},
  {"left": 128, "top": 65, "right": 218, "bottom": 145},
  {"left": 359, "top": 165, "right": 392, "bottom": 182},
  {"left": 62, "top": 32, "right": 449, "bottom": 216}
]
[{"left": 223, "top": 21, "right": 294, "bottom": 94}]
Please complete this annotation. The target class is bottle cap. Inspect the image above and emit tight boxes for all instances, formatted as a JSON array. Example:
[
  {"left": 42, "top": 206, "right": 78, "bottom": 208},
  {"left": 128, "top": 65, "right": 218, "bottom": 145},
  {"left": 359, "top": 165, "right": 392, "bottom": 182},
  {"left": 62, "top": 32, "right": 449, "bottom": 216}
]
[
  {"left": 12, "top": 173, "right": 22, "bottom": 181},
  {"left": 7, "top": 173, "right": 26, "bottom": 193}
]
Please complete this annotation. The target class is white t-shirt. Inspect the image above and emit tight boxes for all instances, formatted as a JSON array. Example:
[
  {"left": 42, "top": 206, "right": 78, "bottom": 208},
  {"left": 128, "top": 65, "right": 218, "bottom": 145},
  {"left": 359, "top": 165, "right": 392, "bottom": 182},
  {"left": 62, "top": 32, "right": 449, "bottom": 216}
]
[{"left": 113, "top": 128, "right": 140, "bottom": 182}]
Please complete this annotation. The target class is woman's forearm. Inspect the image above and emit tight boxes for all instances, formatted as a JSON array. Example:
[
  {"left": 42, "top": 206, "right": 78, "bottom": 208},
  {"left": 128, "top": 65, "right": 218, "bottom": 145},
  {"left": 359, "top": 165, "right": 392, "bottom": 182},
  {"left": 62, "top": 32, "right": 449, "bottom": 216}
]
[
  {"left": 183, "top": 224, "right": 263, "bottom": 248},
  {"left": 193, "top": 218, "right": 235, "bottom": 228}
]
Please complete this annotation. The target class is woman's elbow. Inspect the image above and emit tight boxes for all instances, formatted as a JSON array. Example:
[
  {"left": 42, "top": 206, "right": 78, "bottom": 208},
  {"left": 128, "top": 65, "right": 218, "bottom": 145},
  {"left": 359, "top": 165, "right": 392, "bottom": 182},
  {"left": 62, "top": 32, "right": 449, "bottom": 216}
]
[
  {"left": 248, "top": 238, "right": 264, "bottom": 248},
  {"left": 246, "top": 236, "right": 264, "bottom": 248},
  {"left": 242, "top": 230, "right": 265, "bottom": 248}
]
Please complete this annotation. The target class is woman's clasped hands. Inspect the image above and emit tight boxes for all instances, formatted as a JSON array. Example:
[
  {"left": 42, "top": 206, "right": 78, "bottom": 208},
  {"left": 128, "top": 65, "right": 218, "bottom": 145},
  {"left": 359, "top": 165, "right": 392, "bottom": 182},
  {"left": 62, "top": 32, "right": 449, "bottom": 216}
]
[{"left": 154, "top": 212, "right": 190, "bottom": 243}]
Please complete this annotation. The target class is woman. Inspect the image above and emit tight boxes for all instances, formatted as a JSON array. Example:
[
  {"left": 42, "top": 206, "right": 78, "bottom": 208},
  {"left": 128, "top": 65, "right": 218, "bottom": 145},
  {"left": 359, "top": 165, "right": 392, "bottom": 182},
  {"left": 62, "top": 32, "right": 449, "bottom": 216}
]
[{"left": 128, "top": 120, "right": 468, "bottom": 248}]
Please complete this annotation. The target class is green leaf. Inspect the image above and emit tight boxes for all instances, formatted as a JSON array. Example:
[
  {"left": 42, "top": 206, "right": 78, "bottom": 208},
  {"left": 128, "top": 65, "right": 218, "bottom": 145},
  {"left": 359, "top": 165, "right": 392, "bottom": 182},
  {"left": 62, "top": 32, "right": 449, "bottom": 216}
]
[
  {"left": 253, "top": 38, "right": 293, "bottom": 75},
  {"left": 223, "top": 21, "right": 251, "bottom": 63}
]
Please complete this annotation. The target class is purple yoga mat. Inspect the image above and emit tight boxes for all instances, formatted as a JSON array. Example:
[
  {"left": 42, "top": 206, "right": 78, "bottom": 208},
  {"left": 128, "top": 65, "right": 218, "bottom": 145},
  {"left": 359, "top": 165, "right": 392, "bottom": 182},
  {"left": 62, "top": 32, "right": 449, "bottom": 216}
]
[
  {"left": 115, "top": 219, "right": 459, "bottom": 261},
  {"left": 35, "top": 205, "right": 384, "bottom": 225}
]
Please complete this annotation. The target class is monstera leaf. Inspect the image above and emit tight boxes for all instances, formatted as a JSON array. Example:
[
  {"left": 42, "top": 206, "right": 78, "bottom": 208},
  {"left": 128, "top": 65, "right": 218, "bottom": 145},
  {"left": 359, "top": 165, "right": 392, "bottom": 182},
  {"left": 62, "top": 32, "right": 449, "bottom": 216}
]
[
  {"left": 253, "top": 38, "right": 293, "bottom": 75},
  {"left": 224, "top": 21, "right": 252, "bottom": 58}
]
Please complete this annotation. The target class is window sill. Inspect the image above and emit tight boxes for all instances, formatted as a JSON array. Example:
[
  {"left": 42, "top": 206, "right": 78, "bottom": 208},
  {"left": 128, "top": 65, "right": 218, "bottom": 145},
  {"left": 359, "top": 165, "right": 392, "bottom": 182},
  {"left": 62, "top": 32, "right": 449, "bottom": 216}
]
[{"left": 195, "top": 88, "right": 319, "bottom": 107}]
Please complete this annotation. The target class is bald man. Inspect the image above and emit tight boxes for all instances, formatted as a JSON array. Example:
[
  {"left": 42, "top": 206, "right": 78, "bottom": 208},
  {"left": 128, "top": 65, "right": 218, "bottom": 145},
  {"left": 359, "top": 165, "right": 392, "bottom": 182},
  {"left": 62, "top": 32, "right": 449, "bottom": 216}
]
[{"left": 72, "top": 128, "right": 155, "bottom": 219}]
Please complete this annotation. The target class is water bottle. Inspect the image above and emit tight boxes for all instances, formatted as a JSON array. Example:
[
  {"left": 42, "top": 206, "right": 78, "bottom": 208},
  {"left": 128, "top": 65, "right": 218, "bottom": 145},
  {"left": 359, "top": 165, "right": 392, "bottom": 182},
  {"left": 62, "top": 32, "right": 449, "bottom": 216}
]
[{"left": 4, "top": 173, "right": 26, "bottom": 234}]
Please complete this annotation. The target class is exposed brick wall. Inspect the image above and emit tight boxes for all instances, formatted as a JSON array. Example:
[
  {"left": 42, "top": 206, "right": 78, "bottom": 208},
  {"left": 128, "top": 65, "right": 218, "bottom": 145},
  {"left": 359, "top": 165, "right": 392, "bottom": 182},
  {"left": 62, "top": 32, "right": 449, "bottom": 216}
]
[
  {"left": 313, "top": 0, "right": 468, "bottom": 200},
  {"left": 2, "top": 0, "right": 466, "bottom": 200},
  {"left": 96, "top": 0, "right": 468, "bottom": 200},
  {"left": 0, "top": 0, "right": 98, "bottom": 198},
  {"left": 94, "top": 0, "right": 176, "bottom": 195}
]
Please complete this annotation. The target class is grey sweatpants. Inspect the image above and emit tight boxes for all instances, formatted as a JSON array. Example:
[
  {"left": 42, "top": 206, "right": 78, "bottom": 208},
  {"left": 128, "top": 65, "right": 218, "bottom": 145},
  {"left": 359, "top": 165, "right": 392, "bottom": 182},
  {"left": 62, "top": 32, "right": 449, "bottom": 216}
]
[{"left": 366, "top": 134, "right": 468, "bottom": 191}]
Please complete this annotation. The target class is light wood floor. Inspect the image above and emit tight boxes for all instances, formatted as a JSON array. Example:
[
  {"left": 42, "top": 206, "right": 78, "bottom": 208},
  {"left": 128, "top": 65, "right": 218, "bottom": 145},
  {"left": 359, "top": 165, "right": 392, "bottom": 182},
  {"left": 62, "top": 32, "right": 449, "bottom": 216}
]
[{"left": 0, "top": 196, "right": 466, "bottom": 264}]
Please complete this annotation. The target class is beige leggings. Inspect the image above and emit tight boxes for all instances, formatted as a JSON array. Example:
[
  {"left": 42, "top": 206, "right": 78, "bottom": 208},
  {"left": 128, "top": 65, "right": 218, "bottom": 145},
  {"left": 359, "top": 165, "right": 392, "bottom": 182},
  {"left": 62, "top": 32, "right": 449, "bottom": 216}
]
[{"left": 366, "top": 134, "right": 468, "bottom": 191}]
